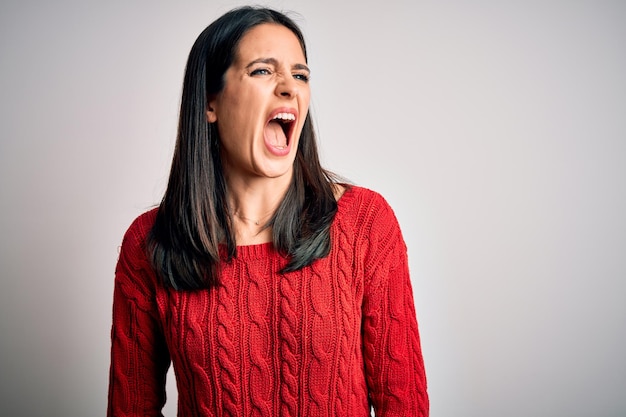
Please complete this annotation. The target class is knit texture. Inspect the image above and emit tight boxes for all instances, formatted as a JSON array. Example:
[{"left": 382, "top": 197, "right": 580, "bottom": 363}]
[{"left": 108, "top": 186, "right": 428, "bottom": 416}]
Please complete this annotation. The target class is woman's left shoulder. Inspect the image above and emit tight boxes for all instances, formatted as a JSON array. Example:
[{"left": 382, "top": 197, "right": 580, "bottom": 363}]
[
  {"left": 334, "top": 185, "right": 407, "bottom": 265},
  {"left": 337, "top": 184, "right": 394, "bottom": 213},
  {"left": 335, "top": 184, "right": 401, "bottom": 234}
]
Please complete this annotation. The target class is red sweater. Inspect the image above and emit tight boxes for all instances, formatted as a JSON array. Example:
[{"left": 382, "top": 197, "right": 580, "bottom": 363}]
[{"left": 108, "top": 186, "right": 428, "bottom": 416}]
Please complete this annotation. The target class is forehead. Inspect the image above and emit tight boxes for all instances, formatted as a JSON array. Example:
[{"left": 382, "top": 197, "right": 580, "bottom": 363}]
[{"left": 234, "top": 23, "right": 306, "bottom": 63}]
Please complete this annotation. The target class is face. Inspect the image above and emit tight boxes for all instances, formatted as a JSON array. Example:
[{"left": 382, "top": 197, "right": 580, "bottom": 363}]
[{"left": 207, "top": 23, "right": 311, "bottom": 183}]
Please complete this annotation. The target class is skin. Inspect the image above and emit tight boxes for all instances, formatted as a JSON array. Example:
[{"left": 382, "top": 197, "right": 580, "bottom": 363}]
[{"left": 206, "top": 23, "right": 311, "bottom": 244}]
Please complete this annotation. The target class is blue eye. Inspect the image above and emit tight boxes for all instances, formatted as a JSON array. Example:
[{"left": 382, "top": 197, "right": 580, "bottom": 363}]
[
  {"left": 294, "top": 73, "right": 310, "bottom": 82},
  {"left": 250, "top": 68, "right": 271, "bottom": 76}
]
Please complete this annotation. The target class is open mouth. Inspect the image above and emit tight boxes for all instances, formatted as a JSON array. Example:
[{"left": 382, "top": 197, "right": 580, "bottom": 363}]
[{"left": 265, "top": 111, "right": 296, "bottom": 150}]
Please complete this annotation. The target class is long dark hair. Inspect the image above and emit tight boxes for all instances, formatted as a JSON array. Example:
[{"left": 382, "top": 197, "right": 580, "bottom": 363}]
[{"left": 148, "top": 6, "right": 338, "bottom": 290}]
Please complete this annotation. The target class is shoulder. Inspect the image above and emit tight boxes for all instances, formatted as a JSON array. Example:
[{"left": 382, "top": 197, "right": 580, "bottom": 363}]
[
  {"left": 337, "top": 184, "right": 388, "bottom": 208},
  {"left": 117, "top": 207, "right": 159, "bottom": 269},
  {"left": 336, "top": 185, "right": 399, "bottom": 227},
  {"left": 122, "top": 207, "right": 159, "bottom": 247},
  {"left": 128, "top": 206, "right": 159, "bottom": 231},
  {"left": 334, "top": 185, "right": 404, "bottom": 249},
  {"left": 333, "top": 185, "right": 407, "bottom": 274},
  {"left": 114, "top": 207, "right": 161, "bottom": 296}
]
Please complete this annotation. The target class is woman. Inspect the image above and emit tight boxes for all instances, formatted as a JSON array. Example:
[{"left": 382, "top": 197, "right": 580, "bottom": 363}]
[{"left": 108, "top": 6, "right": 428, "bottom": 417}]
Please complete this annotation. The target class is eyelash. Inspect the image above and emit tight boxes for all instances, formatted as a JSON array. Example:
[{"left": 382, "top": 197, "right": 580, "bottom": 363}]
[
  {"left": 249, "top": 68, "right": 310, "bottom": 82},
  {"left": 294, "top": 73, "right": 310, "bottom": 82},
  {"left": 250, "top": 68, "right": 271, "bottom": 76}
]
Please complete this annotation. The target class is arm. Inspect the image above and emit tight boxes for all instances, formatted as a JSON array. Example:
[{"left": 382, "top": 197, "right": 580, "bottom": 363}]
[
  {"left": 361, "top": 198, "right": 429, "bottom": 416},
  {"left": 108, "top": 217, "right": 171, "bottom": 417}
]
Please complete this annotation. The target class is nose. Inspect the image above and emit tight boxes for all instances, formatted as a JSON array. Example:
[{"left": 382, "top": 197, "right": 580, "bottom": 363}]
[{"left": 275, "top": 75, "right": 298, "bottom": 99}]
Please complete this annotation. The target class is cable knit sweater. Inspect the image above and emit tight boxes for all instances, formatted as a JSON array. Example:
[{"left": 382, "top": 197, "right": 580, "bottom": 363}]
[{"left": 108, "top": 186, "right": 428, "bottom": 416}]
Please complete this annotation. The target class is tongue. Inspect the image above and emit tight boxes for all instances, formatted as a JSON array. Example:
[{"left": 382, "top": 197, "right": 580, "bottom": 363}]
[{"left": 264, "top": 120, "right": 287, "bottom": 147}]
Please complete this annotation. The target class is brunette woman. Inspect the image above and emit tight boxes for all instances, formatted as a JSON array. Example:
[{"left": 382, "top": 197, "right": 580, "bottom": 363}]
[{"left": 108, "top": 6, "right": 428, "bottom": 416}]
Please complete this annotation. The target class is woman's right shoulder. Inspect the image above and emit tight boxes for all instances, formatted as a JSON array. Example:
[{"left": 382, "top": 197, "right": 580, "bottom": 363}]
[
  {"left": 119, "top": 207, "right": 159, "bottom": 256},
  {"left": 115, "top": 207, "right": 162, "bottom": 296}
]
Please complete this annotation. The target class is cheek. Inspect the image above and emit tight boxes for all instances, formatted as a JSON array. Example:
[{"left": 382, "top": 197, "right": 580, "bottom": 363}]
[
  {"left": 300, "top": 92, "right": 311, "bottom": 113},
  {"left": 300, "top": 100, "right": 311, "bottom": 126}
]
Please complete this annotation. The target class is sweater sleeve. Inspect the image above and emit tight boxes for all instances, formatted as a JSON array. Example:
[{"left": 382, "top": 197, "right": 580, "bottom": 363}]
[
  {"left": 108, "top": 215, "right": 171, "bottom": 417},
  {"left": 360, "top": 194, "right": 429, "bottom": 416}
]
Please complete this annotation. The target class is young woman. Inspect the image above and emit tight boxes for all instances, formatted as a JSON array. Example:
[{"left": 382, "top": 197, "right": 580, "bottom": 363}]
[{"left": 108, "top": 6, "right": 428, "bottom": 416}]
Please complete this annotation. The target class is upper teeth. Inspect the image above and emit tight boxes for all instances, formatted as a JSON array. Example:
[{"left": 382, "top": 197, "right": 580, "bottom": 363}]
[{"left": 273, "top": 113, "right": 295, "bottom": 121}]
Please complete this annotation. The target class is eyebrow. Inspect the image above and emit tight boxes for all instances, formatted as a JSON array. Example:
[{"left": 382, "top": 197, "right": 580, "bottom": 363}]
[{"left": 245, "top": 57, "right": 310, "bottom": 73}]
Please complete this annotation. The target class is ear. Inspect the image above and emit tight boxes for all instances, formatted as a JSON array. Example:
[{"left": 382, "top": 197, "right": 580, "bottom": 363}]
[{"left": 206, "top": 97, "right": 218, "bottom": 123}]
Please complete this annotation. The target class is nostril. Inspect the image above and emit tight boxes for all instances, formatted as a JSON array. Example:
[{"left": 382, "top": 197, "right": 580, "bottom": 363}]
[{"left": 277, "top": 81, "right": 297, "bottom": 98}]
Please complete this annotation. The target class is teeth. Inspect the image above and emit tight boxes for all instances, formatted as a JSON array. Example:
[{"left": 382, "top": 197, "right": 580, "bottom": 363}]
[{"left": 273, "top": 112, "right": 296, "bottom": 121}]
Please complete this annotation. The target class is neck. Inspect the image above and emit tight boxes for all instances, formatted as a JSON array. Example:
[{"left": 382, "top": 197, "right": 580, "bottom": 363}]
[
  {"left": 227, "top": 179, "right": 289, "bottom": 219},
  {"left": 225, "top": 175, "right": 291, "bottom": 245}
]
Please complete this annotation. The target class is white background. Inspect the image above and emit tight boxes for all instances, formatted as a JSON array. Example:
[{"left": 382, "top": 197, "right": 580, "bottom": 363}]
[{"left": 1, "top": 0, "right": 625, "bottom": 416}]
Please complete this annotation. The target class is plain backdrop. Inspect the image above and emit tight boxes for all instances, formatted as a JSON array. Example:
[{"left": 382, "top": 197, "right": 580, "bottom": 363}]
[{"left": 1, "top": 0, "right": 625, "bottom": 416}]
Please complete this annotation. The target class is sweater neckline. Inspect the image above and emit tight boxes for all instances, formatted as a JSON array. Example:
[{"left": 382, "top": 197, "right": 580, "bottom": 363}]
[{"left": 231, "top": 185, "right": 359, "bottom": 259}]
